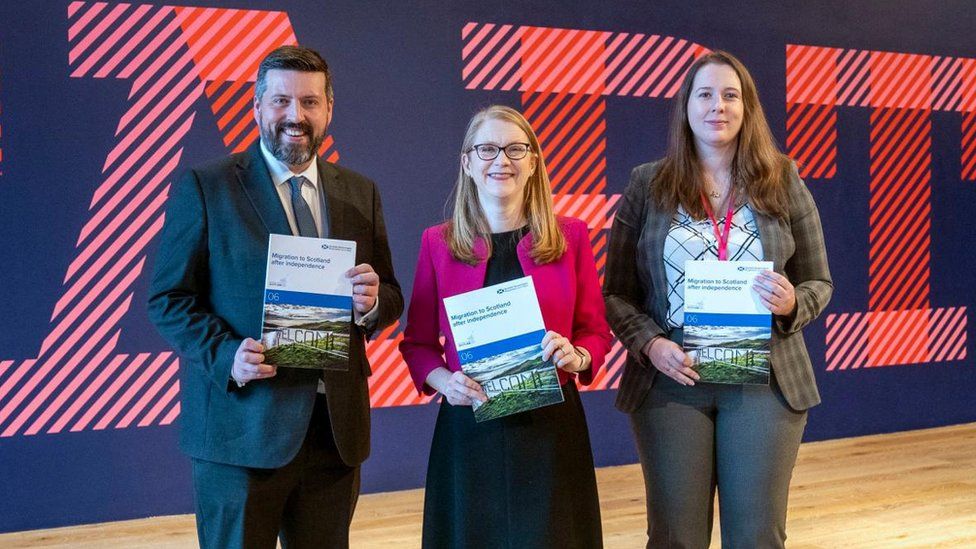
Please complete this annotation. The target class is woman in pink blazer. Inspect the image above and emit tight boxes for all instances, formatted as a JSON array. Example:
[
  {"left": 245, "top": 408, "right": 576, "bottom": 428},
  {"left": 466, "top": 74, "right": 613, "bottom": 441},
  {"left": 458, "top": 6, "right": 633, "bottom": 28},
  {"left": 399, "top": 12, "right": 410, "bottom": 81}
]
[{"left": 400, "top": 105, "right": 612, "bottom": 549}]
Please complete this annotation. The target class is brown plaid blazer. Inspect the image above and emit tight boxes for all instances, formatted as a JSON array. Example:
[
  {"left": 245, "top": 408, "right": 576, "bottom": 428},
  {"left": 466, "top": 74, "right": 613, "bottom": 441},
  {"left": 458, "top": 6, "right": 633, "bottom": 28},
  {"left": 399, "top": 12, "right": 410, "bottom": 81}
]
[{"left": 604, "top": 161, "right": 833, "bottom": 412}]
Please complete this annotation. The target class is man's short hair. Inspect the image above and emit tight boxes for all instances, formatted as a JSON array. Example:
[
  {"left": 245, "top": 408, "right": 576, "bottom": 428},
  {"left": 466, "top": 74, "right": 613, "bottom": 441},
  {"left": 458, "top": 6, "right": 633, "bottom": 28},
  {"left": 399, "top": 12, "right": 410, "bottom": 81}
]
[{"left": 255, "top": 45, "right": 333, "bottom": 102}]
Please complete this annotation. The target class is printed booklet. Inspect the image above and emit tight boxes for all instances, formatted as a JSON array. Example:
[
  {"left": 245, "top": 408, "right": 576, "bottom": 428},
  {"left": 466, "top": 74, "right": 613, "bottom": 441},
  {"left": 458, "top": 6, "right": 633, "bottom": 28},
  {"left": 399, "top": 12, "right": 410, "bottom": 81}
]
[
  {"left": 683, "top": 260, "right": 773, "bottom": 385},
  {"left": 443, "top": 276, "right": 564, "bottom": 422},
  {"left": 260, "top": 234, "right": 356, "bottom": 370}
]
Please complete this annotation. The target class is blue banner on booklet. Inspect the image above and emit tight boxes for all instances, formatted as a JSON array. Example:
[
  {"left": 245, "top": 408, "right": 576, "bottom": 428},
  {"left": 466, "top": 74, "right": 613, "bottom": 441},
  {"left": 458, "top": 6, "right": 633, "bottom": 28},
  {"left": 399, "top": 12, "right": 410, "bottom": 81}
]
[
  {"left": 266, "top": 290, "right": 353, "bottom": 310},
  {"left": 444, "top": 276, "right": 564, "bottom": 422},
  {"left": 260, "top": 234, "right": 356, "bottom": 370},
  {"left": 682, "top": 260, "right": 774, "bottom": 385}
]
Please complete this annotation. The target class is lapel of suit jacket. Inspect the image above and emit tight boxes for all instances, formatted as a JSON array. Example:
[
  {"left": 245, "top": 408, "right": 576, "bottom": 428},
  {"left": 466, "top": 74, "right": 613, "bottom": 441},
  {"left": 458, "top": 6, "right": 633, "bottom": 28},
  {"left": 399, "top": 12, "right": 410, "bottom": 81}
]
[
  {"left": 441, "top": 237, "right": 489, "bottom": 297},
  {"left": 237, "top": 143, "right": 292, "bottom": 236},
  {"left": 751, "top": 205, "right": 782, "bottom": 273},
  {"left": 647, "top": 201, "right": 673, "bottom": 326},
  {"left": 318, "top": 158, "right": 345, "bottom": 239}
]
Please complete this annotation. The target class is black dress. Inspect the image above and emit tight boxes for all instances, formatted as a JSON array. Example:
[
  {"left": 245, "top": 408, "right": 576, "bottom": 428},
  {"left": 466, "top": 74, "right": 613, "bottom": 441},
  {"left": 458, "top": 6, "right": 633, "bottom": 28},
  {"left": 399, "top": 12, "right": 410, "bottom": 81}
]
[{"left": 421, "top": 227, "right": 604, "bottom": 549}]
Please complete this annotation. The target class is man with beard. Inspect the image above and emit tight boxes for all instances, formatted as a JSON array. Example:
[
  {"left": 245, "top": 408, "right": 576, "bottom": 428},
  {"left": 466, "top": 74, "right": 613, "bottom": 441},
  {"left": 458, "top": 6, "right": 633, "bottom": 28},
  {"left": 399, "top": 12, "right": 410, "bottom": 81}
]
[{"left": 148, "top": 46, "right": 403, "bottom": 549}]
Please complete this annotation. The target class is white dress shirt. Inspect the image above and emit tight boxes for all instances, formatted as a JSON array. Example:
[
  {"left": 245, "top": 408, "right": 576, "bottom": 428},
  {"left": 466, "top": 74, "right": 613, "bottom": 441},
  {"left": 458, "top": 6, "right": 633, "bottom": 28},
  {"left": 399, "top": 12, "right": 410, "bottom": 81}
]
[
  {"left": 258, "top": 141, "right": 378, "bottom": 390},
  {"left": 260, "top": 140, "right": 328, "bottom": 238}
]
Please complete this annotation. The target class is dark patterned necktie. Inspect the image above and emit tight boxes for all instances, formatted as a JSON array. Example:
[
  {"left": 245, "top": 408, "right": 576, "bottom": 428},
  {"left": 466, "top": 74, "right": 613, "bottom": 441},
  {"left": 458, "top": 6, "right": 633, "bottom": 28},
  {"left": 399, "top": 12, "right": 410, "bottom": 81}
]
[{"left": 288, "top": 176, "right": 319, "bottom": 238}]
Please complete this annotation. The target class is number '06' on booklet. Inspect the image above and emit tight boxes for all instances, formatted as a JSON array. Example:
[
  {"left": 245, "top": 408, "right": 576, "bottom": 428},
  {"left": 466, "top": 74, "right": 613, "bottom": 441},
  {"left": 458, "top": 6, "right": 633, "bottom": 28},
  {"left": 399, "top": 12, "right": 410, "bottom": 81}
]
[
  {"left": 260, "top": 234, "right": 356, "bottom": 371},
  {"left": 443, "top": 276, "right": 564, "bottom": 422}
]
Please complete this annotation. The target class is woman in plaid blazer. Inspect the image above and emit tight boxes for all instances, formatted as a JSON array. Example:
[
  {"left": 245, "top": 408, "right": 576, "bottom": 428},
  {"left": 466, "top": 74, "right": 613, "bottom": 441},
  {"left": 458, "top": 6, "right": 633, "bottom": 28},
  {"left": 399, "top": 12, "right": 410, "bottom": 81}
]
[{"left": 603, "top": 51, "right": 832, "bottom": 548}]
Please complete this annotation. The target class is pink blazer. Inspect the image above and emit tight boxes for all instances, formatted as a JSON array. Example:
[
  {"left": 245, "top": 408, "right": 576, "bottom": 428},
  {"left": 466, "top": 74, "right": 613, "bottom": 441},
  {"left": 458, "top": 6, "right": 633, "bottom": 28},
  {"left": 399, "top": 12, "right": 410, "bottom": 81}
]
[{"left": 400, "top": 216, "right": 612, "bottom": 395}]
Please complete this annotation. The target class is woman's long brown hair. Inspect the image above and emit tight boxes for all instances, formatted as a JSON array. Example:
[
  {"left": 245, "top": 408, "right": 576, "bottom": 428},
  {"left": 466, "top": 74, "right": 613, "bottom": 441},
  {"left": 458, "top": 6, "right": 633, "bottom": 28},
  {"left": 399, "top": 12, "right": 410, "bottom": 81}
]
[{"left": 652, "top": 50, "right": 792, "bottom": 219}]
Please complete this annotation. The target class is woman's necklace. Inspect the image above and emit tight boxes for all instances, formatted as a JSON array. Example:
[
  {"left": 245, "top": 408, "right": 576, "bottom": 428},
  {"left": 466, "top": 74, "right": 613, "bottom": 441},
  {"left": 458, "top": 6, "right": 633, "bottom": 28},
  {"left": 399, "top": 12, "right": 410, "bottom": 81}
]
[{"left": 706, "top": 171, "right": 731, "bottom": 200}]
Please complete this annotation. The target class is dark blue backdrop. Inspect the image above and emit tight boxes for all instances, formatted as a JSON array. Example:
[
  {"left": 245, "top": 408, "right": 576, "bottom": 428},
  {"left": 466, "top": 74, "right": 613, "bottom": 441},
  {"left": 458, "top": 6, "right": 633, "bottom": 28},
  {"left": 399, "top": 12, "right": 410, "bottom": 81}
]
[{"left": 1, "top": 0, "right": 973, "bottom": 533}]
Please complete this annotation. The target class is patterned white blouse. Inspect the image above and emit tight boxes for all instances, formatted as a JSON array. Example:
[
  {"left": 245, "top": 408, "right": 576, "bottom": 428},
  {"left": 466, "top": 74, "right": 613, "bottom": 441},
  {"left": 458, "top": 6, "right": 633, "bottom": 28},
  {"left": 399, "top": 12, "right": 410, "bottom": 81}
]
[{"left": 663, "top": 203, "right": 765, "bottom": 328}]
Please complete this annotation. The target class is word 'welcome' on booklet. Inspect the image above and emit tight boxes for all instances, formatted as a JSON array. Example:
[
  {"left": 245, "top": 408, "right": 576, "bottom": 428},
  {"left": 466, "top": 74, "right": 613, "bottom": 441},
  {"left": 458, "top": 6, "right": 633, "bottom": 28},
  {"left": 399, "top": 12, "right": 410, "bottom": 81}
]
[
  {"left": 683, "top": 260, "right": 773, "bottom": 385},
  {"left": 261, "top": 234, "right": 356, "bottom": 370},
  {"left": 443, "top": 276, "right": 564, "bottom": 422}
]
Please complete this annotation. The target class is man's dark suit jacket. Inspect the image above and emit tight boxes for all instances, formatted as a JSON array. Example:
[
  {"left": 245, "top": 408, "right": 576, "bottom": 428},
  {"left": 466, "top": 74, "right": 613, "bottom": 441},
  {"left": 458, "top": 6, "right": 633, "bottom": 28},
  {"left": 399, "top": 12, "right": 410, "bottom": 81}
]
[{"left": 148, "top": 143, "right": 403, "bottom": 469}]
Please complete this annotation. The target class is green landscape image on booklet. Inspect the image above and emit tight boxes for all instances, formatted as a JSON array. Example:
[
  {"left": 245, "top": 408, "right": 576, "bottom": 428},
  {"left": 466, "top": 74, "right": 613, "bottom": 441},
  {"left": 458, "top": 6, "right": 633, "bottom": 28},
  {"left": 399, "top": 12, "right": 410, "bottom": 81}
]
[
  {"left": 682, "top": 260, "right": 773, "bottom": 385},
  {"left": 683, "top": 315, "right": 771, "bottom": 384},
  {"left": 260, "top": 234, "right": 356, "bottom": 370},
  {"left": 460, "top": 334, "right": 564, "bottom": 422},
  {"left": 261, "top": 300, "right": 351, "bottom": 368},
  {"left": 444, "top": 276, "right": 564, "bottom": 422}
]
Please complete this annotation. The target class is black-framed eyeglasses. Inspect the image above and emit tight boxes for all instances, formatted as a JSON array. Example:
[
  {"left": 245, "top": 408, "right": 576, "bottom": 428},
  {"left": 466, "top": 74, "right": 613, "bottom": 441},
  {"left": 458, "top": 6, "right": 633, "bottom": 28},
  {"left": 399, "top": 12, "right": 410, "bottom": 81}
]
[{"left": 468, "top": 142, "right": 532, "bottom": 161}]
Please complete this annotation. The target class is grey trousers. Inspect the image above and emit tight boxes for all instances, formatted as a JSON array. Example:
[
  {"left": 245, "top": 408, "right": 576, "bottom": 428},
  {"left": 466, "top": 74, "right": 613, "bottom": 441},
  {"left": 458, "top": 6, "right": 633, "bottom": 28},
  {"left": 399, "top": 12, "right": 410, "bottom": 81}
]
[{"left": 630, "top": 374, "right": 807, "bottom": 549}]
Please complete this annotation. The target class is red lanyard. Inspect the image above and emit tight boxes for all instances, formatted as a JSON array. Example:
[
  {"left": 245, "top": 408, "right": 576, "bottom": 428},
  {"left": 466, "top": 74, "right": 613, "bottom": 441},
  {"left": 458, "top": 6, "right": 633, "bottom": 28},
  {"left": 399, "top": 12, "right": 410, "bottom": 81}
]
[{"left": 700, "top": 186, "right": 736, "bottom": 261}]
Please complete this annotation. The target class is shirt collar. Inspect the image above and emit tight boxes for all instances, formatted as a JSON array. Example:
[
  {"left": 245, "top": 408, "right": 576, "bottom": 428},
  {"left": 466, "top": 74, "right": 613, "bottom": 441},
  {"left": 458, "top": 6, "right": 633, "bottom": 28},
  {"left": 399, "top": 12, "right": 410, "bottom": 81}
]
[{"left": 259, "top": 139, "right": 320, "bottom": 189}]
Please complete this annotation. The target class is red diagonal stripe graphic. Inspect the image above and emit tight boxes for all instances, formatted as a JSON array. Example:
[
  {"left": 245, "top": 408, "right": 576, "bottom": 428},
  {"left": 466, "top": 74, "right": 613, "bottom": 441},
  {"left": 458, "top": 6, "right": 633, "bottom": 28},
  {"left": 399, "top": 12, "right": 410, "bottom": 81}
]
[
  {"left": 160, "top": 402, "right": 181, "bottom": 426},
  {"left": 963, "top": 113, "right": 976, "bottom": 180},
  {"left": 68, "top": 1, "right": 106, "bottom": 41},
  {"left": 213, "top": 14, "right": 295, "bottom": 84},
  {"left": 71, "top": 113, "right": 196, "bottom": 276},
  {"left": 466, "top": 26, "right": 521, "bottom": 90},
  {"left": 67, "top": 354, "right": 137, "bottom": 432},
  {"left": 138, "top": 378, "right": 181, "bottom": 427},
  {"left": 1, "top": 292, "right": 135, "bottom": 437},
  {"left": 462, "top": 24, "right": 511, "bottom": 80},
  {"left": 640, "top": 39, "right": 691, "bottom": 97},
  {"left": 798, "top": 114, "right": 838, "bottom": 178},
  {"left": 931, "top": 57, "right": 961, "bottom": 111},
  {"left": 93, "top": 352, "right": 170, "bottom": 430},
  {"left": 71, "top": 4, "right": 153, "bottom": 77},
  {"left": 116, "top": 355, "right": 179, "bottom": 429},
  {"left": 521, "top": 27, "right": 570, "bottom": 91},
  {"left": 101, "top": 72, "right": 200, "bottom": 185},
  {"left": 215, "top": 88, "right": 253, "bottom": 134},
  {"left": 116, "top": 33, "right": 196, "bottom": 135},
  {"left": 826, "top": 313, "right": 862, "bottom": 371},
  {"left": 786, "top": 44, "right": 817, "bottom": 103},
  {"left": 657, "top": 44, "right": 702, "bottom": 98},
  {"left": 181, "top": 9, "right": 253, "bottom": 78},
  {"left": 116, "top": 10, "right": 181, "bottom": 80},
  {"left": 461, "top": 23, "right": 495, "bottom": 61},
  {"left": 801, "top": 48, "right": 842, "bottom": 106},
  {"left": 49, "top": 353, "right": 127, "bottom": 434},
  {"left": 69, "top": 2, "right": 130, "bottom": 64},
  {"left": 94, "top": 7, "right": 171, "bottom": 79},
  {"left": 23, "top": 331, "right": 122, "bottom": 436},
  {"left": 0, "top": 5, "right": 313, "bottom": 438},
  {"left": 835, "top": 49, "right": 871, "bottom": 106},
  {"left": 541, "top": 30, "right": 606, "bottom": 94},
  {"left": 934, "top": 308, "right": 968, "bottom": 362},
  {"left": 620, "top": 36, "right": 673, "bottom": 96},
  {"left": 70, "top": 353, "right": 148, "bottom": 431},
  {"left": 605, "top": 34, "right": 657, "bottom": 95}
]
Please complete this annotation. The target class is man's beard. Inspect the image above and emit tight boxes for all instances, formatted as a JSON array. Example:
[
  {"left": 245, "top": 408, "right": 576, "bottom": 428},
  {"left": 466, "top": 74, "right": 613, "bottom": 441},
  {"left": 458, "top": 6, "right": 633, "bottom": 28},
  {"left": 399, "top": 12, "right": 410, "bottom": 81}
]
[{"left": 261, "top": 120, "right": 325, "bottom": 167}]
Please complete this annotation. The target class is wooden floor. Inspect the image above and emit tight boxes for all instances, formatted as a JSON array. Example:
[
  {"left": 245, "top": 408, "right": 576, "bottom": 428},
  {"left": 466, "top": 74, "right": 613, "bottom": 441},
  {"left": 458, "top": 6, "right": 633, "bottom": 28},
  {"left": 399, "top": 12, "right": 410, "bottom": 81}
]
[{"left": 3, "top": 423, "right": 975, "bottom": 548}]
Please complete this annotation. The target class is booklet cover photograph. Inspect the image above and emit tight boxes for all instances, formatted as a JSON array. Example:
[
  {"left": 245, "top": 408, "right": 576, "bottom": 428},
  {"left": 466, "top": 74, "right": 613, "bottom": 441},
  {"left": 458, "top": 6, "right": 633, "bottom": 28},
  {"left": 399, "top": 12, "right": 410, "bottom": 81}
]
[
  {"left": 260, "top": 234, "right": 356, "bottom": 370},
  {"left": 460, "top": 332, "right": 564, "bottom": 422},
  {"left": 684, "top": 316, "right": 771, "bottom": 384},
  {"left": 682, "top": 260, "right": 773, "bottom": 385},
  {"left": 444, "top": 276, "right": 564, "bottom": 422},
  {"left": 261, "top": 300, "right": 351, "bottom": 367}
]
